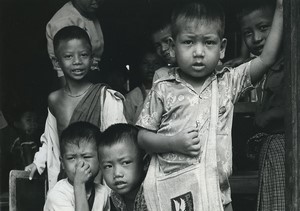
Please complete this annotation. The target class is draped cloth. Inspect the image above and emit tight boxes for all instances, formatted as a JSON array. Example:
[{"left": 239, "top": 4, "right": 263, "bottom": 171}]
[
  {"left": 70, "top": 83, "right": 107, "bottom": 128},
  {"left": 143, "top": 79, "right": 224, "bottom": 211}
]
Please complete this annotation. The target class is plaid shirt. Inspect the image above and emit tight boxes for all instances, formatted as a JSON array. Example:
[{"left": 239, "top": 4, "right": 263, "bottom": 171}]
[{"left": 110, "top": 186, "right": 148, "bottom": 211}]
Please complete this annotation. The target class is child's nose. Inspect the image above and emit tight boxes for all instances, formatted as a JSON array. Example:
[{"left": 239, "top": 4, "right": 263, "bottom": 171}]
[
  {"left": 193, "top": 43, "right": 205, "bottom": 57},
  {"left": 253, "top": 31, "right": 263, "bottom": 42},
  {"left": 73, "top": 55, "right": 82, "bottom": 64},
  {"left": 113, "top": 166, "right": 124, "bottom": 178}
]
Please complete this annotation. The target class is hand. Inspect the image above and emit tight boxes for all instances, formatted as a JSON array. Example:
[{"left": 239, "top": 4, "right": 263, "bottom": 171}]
[
  {"left": 172, "top": 127, "right": 201, "bottom": 157},
  {"left": 25, "top": 163, "right": 37, "bottom": 180},
  {"left": 74, "top": 161, "right": 92, "bottom": 186}
]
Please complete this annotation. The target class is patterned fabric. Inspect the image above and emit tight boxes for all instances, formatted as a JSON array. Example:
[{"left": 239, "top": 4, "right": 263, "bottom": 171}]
[
  {"left": 110, "top": 185, "right": 148, "bottom": 211},
  {"left": 136, "top": 61, "right": 253, "bottom": 204},
  {"left": 256, "top": 133, "right": 285, "bottom": 211},
  {"left": 124, "top": 86, "right": 150, "bottom": 124}
]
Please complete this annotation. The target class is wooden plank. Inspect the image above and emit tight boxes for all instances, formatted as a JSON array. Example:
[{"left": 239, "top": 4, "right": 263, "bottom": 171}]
[{"left": 284, "top": 0, "right": 300, "bottom": 210}]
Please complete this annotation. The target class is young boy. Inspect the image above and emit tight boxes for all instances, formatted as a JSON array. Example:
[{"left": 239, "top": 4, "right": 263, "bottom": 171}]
[
  {"left": 238, "top": 1, "right": 285, "bottom": 210},
  {"left": 25, "top": 26, "right": 126, "bottom": 189},
  {"left": 10, "top": 107, "right": 41, "bottom": 170},
  {"left": 136, "top": 0, "right": 283, "bottom": 210},
  {"left": 124, "top": 50, "right": 164, "bottom": 124},
  {"left": 44, "top": 121, "right": 110, "bottom": 211},
  {"left": 46, "top": 0, "right": 105, "bottom": 86},
  {"left": 148, "top": 7, "right": 176, "bottom": 83},
  {"left": 99, "top": 123, "right": 148, "bottom": 211}
]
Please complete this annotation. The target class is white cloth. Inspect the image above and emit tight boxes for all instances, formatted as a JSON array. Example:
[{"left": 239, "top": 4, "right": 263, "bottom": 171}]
[
  {"left": 46, "top": 1, "right": 104, "bottom": 77},
  {"left": 33, "top": 88, "right": 126, "bottom": 189},
  {"left": 43, "top": 179, "right": 110, "bottom": 211}
]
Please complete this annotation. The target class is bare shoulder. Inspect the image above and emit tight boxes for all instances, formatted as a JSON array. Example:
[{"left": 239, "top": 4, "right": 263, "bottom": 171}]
[{"left": 48, "top": 89, "right": 64, "bottom": 113}]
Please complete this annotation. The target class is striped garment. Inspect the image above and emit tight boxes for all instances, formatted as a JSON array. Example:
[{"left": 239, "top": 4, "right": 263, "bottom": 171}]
[{"left": 256, "top": 133, "right": 285, "bottom": 211}]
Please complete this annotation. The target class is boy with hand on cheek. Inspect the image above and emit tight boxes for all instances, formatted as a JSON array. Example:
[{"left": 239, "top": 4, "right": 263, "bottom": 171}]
[
  {"left": 99, "top": 124, "right": 148, "bottom": 211},
  {"left": 44, "top": 121, "right": 110, "bottom": 211}
]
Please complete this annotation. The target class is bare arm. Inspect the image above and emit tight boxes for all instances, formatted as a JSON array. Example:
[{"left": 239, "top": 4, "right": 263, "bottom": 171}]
[
  {"left": 250, "top": 0, "right": 283, "bottom": 84},
  {"left": 74, "top": 161, "right": 92, "bottom": 211},
  {"left": 138, "top": 127, "right": 201, "bottom": 157}
]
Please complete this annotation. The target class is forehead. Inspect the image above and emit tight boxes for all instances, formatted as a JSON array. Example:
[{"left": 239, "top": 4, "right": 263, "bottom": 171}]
[
  {"left": 240, "top": 8, "right": 274, "bottom": 28},
  {"left": 57, "top": 38, "right": 91, "bottom": 52},
  {"left": 152, "top": 25, "right": 172, "bottom": 43},
  {"left": 63, "top": 141, "right": 97, "bottom": 154},
  {"left": 99, "top": 141, "right": 139, "bottom": 159},
  {"left": 176, "top": 18, "right": 222, "bottom": 38}
]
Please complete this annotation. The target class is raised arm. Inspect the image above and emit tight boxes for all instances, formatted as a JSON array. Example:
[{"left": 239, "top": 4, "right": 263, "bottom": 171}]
[{"left": 250, "top": 0, "right": 283, "bottom": 84}]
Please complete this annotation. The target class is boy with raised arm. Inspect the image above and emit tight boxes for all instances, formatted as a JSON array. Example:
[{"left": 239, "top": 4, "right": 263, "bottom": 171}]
[{"left": 136, "top": 0, "right": 283, "bottom": 210}]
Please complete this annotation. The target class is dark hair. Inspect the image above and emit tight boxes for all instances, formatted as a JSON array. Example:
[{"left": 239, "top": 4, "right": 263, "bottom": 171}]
[
  {"left": 99, "top": 123, "right": 145, "bottom": 157},
  {"left": 236, "top": 0, "right": 275, "bottom": 22},
  {"left": 53, "top": 26, "right": 92, "bottom": 56},
  {"left": 171, "top": 0, "right": 225, "bottom": 38},
  {"left": 60, "top": 121, "right": 100, "bottom": 156}
]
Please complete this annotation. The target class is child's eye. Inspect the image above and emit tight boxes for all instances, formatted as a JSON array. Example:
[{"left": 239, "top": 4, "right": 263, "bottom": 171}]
[
  {"left": 243, "top": 31, "right": 252, "bottom": 37},
  {"left": 66, "top": 157, "right": 75, "bottom": 161},
  {"left": 205, "top": 40, "right": 216, "bottom": 46},
  {"left": 259, "top": 25, "right": 269, "bottom": 32},
  {"left": 84, "top": 156, "right": 92, "bottom": 159},
  {"left": 183, "top": 40, "right": 193, "bottom": 45},
  {"left": 103, "top": 164, "right": 112, "bottom": 169},
  {"left": 64, "top": 55, "right": 72, "bottom": 59},
  {"left": 81, "top": 53, "right": 89, "bottom": 57},
  {"left": 122, "top": 161, "right": 132, "bottom": 166}
]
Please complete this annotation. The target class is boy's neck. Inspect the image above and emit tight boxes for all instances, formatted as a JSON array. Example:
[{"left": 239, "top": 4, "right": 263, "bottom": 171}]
[{"left": 64, "top": 80, "right": 93, "bottom": 97}]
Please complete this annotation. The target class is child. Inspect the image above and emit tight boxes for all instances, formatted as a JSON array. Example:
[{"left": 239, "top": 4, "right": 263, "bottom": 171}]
[
  {"left": 124, "top": 50, "right": 164, "bottom": 124},
  {"left": 148, "top": 7, "right": 176, "bottom": 83},
  {"left": 99, "top": 123, "right": 148, "bottom": 211},
  {"left": 25, "top": 26, "right": 126, "bottom": 189},
  {"left": 10, "top": 107, "right": 41, "bottom": 170},
  {"left": 44, "top": 121, "right": 110, "bottom": 211},
  {"left": 238, "top": 1, "right": 285, "bottom": 210},
  {"left": 136, "top": 0, "right": 283, "bottom": 210},
  {"left": 46, "top": 0, "right": 105, "bottom": 86}
]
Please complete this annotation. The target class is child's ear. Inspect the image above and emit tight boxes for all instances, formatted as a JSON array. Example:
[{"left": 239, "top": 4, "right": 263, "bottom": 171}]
[
  {"left": 169, "top": 37, "right": 176, "bottom": 58},
  {"left": 51, "top": 57, "right": 61, "bottom": 70},
  {"left": 59, "top": 157, "right": 65, "bottom": 169},
  {"left": 220, "top": 38, "right": 227, "bottom": 60}
]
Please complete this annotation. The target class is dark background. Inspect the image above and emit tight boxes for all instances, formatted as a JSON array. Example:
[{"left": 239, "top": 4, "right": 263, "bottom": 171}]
[{"left": 0, "top": 0, "right": 241, "bottom": 122}]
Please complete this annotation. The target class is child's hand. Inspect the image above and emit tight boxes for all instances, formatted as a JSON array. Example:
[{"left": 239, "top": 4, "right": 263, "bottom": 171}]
[
  {"left": 172, "top": 127, "right": 200, "bottom": 157},
  {"left": 74, "top": 161, "right": 92, "bottom": 186},
  {"left": 25, "top": 163, "right": 37, "bottom": 180}
]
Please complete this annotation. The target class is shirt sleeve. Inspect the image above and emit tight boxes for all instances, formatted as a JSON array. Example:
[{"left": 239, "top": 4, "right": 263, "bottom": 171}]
[
  {"left": 228, "top": 60, "right": 254, "bottom": 104},
  {"left": 101, "top": 89, "right": 127, "bottom": 131},
  {"left": 135, "top": 87, "right": 164, "bottom": 131},
  {"left": 34, "top": 109, "right": 58, "bottom": 175}
]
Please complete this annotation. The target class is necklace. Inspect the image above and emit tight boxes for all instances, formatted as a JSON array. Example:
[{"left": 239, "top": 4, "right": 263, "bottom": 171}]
[{"left": 64, "top": 84, "right": 92, "bottom": 98}]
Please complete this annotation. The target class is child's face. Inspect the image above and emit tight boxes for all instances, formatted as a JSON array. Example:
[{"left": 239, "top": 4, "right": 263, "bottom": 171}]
[
  {"left": 173, "top": 19, "right": 226, "bottom": 84},
  {"left": 72, "top": 0, "right": 103, "bottom": 14},
  {"left": 152, "top": 25, "right": 175, "bottom": 65},
  {"left": 16, "top": 112, "right": 38, "bottom": 136},
  {"left": 61, "top": 141, "right": 99, "bottom": 185},
  {"left": 240, "top": 8, "right": 274, "bottom": 56},
  {"left": 99, "top": 140, "right": 144, "bottom": 197},
  {"left": 55, "top": 38, "right": 93, "bottom": 81},
  {"left": 140, "top": 53, "right": 163, "bottom": 82}
]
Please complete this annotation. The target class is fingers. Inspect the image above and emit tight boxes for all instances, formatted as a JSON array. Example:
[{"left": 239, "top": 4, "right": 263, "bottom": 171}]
[{"left": 28, "top": 165, "right": 37, "bottom": 180}]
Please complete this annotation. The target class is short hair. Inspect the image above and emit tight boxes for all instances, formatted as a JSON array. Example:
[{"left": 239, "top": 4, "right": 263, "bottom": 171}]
[
  {"left": 171, "top": 0, "right": 225, "bottom": 39},
  {"left": 53, "top": 26, "right": 92, "bottom": 56},
  {"left": 60, "top": 121, "right": 101, "bottom": 156},
  {"left": 99, "top": 124, "right": 145, "bottom": 157},
  {"left": 236, "top": 0, "right": 275, "bottom": 22}
]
